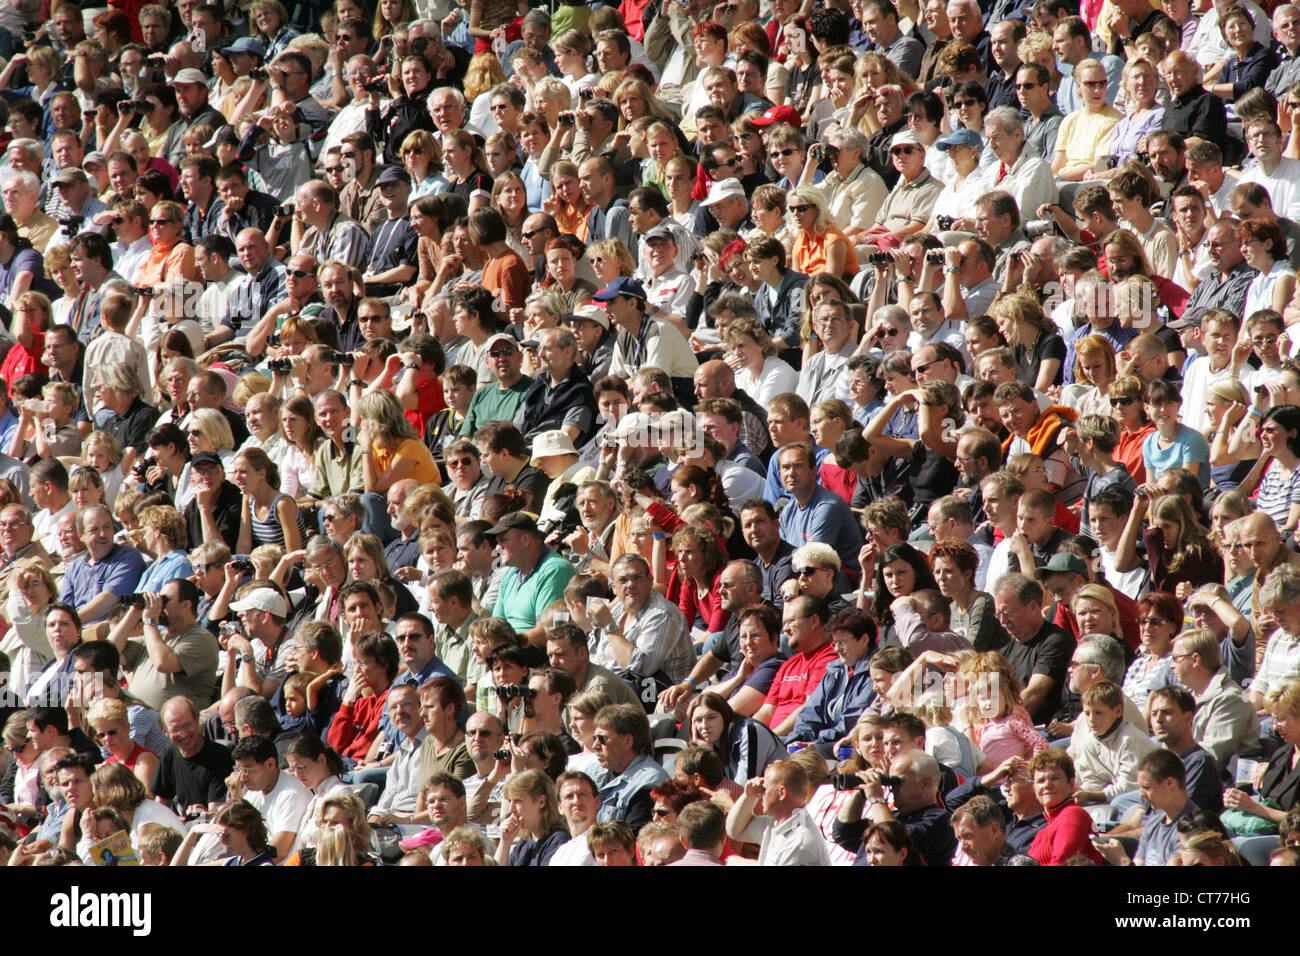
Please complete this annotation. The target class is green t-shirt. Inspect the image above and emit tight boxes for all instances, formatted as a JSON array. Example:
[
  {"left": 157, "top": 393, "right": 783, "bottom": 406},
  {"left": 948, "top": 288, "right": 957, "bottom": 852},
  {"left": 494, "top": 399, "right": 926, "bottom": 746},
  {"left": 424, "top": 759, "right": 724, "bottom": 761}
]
[
  {"left": 493, "top": 548, "right": 576, "bottom": 633},
  {"left": 460, "top": 376, "right": 533, "bottom": 437}
]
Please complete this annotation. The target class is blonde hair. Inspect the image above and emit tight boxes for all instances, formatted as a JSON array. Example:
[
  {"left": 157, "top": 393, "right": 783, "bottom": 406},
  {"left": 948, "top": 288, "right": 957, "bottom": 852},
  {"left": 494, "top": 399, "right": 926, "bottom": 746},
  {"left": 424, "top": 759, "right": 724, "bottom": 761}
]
[
  {"left": 189, "top": 407, "right": 236, "bottom": 451},
  {"left": 1071, "top": 583, "right": 1124, "bottom": 643}
]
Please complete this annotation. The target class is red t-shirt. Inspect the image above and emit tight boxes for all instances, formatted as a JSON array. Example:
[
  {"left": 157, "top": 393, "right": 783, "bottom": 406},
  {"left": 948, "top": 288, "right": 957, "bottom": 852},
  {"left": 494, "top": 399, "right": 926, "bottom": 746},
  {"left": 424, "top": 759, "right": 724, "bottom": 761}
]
[
  {"left": 403, "top": 376, "right": 447, "bottom": 437},
  {"left": 0, "top": 332, "right": 46, "bottom": 389},
  {"left": 764, "top": 641, "right": 838, "bottom": 729}
]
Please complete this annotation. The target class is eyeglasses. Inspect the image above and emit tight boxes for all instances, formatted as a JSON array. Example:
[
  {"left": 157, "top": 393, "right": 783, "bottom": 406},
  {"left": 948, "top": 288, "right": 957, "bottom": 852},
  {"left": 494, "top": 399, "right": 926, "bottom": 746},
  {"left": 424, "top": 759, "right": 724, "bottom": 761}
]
[
  {"left": 404, "top": 146, "right": 424, "bottom": 155},
  {"left": 953, "top": 99, "right": 978, "bottom": 108},
  {"left": 1111, "top": 396, "right": 1137, "bottom": 406},
  {"left": 488, "top": 348, "right": 517, "bottom": 358},
  {"left": 790, "top": 204, "right": 813, "bottom": 214},
  {"left": 466, "top": 728, "right": 501, "bottom": 737},
  {"left": 792, "top": 566, "right": 821, "bottom": 577},
  {"left": 1138, "top": 617, "right": 1168, "bottom": 627},
  {"left": 913, "top": 360, "right": 938, "bottom": 375},
  {"left": 1252, "top": 334, "right": 1280, "bottom": 345},
  {"left": 774, "top": 148, "right": 800, "bottom": 158},
  {"left": 1080, "top": 79, "right": 1107, "bottom": 88},
  {"left": 522, "top": 228, "right": 550, "bottom": 239},
  {"left": 186, "top": 429, "right": 203, "bottom": 437},
  {"left": 149, "top": 218, "right": 176, "bottom": 226},
  {"left": 322, "top": 514, "right": 340, "bottom": 523},
  {"left": 287, "top": 268, "right": 313, "bottom": 279},
  {"left": 593, "top": 732, "right": 613, "bottom": 745},
  {"left": 891, "top": 146, "right": 921, "bottom": 155},
  {"left": 1015, "top": 81, "right": 1039, "bottom": 90},
  {"left": 324, "top": 165, "right": 343, "bottom": 174}
]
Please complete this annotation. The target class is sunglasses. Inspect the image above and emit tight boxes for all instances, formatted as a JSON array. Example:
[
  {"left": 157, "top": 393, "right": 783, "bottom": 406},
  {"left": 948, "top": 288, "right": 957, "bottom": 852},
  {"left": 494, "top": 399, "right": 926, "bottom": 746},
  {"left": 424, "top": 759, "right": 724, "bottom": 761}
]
[
  {"left": 149, "top": 218, "right": 176, "bottom": 226},
  {"left": 792, "top": 566, "right": 822, "bottom": 576},
  {"left": 1015, "top": 81, "right": 1039, "bottom": 90},
  {"left": 186, "top": 429, "right": 204, "bottom": 437},
  {"left": 287, "top": 268, "right": 313, "bottom": 279},
  {"left": 404, "top": 146, "right": 424, "bottom": 155},
  {"left": 324, "top": 165, "right": 343, "bottom": 174},
  {"left": 790, "top": 204, "right": 813, "bottom": 213},
  {"left": 891, "top": 145, "right": 920, "bottom": 155},
  {"left": 774, "top": 148, "right": 800, "bottom": 158},
  {"left": 522, "top": 228, "right": 550, "bottom": 239},
  {"left": 488, "top": 347, "right": 517, "bottom": 358},
  {"left": 953, "top": 99, "right": 978, "bottom": 108},
  {"left": 1111, "top": 396, "right": 1137, "bottom": 406},
  {"left": 1080, "top": 79, "right": 1107, "bottom": 88}
]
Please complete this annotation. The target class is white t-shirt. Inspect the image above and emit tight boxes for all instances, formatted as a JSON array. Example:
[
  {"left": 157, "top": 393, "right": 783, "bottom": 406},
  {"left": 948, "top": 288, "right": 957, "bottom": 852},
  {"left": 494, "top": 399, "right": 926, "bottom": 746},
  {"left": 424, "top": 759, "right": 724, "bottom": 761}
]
[{"left": 246, "top": 770, "right": 313, "bottom": 843}]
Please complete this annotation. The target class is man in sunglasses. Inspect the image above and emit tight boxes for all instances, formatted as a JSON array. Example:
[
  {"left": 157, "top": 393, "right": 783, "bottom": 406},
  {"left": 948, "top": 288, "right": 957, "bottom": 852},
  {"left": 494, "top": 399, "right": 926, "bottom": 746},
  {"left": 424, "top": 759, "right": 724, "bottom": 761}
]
[{"left": 1016, "top": 63, "right": 1063, "bottom": 162}]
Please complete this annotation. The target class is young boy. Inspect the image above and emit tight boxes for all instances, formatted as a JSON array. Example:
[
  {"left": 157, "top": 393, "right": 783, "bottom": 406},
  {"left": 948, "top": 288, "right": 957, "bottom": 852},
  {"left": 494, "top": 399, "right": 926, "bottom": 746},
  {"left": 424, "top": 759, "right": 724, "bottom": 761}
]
[
  {"left": 1070, "top": 680, "right": 1157, "bottom": 810},
  {"left": 1061, "top": 415, "right": 1138, "bottom": 537},
  {"left": 137, "top": 821, "right": 184, "bottom": 866},
  {"left": 1241, "top": 309, "right": 1287, "bottom": 392},
  {"left": 426, "top": 364, "right": 477, "bottom": 460},
  {"left": 280, "top": 672, "right": 314, "bottom": 734},
  {"left": 1142, "top": 378, "right": 1210, "bottom": 492},
  {"left": 1089, "top": 488, "right": 1146, "bottom": 597},
  {"left": 1008, "top": 488, "right": 1072, "bottom": 572},
  {"left": 1179, "top": 308, "right": 1241, "bottom": 430}
]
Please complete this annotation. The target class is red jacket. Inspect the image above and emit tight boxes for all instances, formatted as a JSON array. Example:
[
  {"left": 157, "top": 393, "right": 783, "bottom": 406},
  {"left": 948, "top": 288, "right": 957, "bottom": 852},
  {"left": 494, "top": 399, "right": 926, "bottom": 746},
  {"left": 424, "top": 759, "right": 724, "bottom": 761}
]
[
  {"left": 327, "top": 688, "right": 390, "bottom": 762},
  {"left": 1029, "top": 799, "right": 1105, "bottom": 866}
]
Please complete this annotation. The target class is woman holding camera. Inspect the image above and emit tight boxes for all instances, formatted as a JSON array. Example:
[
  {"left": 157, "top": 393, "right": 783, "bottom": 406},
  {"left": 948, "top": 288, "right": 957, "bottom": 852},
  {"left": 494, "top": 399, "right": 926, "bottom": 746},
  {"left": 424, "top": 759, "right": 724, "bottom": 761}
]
[
  {"left": 921, "top": 130, "right": 986, "bottom": 236},
  {"left": 233, "top": 446, "right": 306, "bottom": 552}
]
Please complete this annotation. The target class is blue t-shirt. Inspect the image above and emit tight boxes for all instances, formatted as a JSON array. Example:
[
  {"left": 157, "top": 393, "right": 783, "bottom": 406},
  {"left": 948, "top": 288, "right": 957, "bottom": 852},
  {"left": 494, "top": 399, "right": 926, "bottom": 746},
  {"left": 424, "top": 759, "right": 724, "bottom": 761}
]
[{"left": 1142, "top": 425, "right": 1210, "bottom": 490}]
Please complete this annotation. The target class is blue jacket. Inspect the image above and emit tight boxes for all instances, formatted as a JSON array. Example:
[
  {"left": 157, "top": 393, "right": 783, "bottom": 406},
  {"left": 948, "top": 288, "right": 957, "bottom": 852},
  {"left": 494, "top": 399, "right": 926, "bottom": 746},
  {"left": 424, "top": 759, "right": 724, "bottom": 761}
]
[{"left": 787, "top": 659, "right": 876, "bottom": 745}]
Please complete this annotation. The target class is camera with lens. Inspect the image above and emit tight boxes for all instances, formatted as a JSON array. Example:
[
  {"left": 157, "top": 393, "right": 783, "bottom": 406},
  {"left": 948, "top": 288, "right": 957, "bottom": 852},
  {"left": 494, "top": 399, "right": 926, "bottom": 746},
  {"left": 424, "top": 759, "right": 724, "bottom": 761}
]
[
  {"left": 57, "top": 215, "right": 84, "bottom": 230},
  {"left": 494, "top": 684, "right": 537, "bottom": 701},
  {"left": 267, "top": 358, "right": 293, "bottom": 373},
  {"left": 936, "top": 215, "right": 955, "bottom": 230},
  {"left": 275, "top": 202, "right": 295, "bottom": 218},
  {"left": 121, "top": 593, "right": 148, "bottom": 608},
  {"left": 230, "top": 557, "right": 255, "bottom": 574},
  {"left": 364, "top": 78, "right": 388, "bottom": 94},
  {"left": 811, "top": 142, "right": 839, "bottom": 174},
  {"left": 557, "top": 111, "right": 576, "bottom": 126},
  {"left": 492, "top": 749, "right": 510, "bottom": 761},
  {"left": 410, "top": 36, "right": 430, "bottom": 55},
  {"left": 132, "top": 285, "right": 155, "bottom": 298},
  {"left": 1023, "top": 219, "right": 1054, "bottom": 239},
  {"left": 868, "top": 251, "right": 892, "bottom": 266},
  {"left": 1010, "top": 250, "right": 1024, "bottom": 263},
  {"left": 879, "top": 774, "right": 903, "bottom": 788},
  {"left": 267, "top": 333, "right": 281, "bottom": 347},
  {"left": 248, "top": 67, "right": 269, "bottom": 80},
  {"left": 831, "top": 774, "right": 862, "bottom": 791},
  {"left": 145, "top": 55, "right": 165, "bottom": 69},
  {"left": 326, "top": 350, "right": 354, "bottom": 367},
  {"left": 132, "top": 457, "right": 151, "bottom": 479},
  {"left": 120, "top": 99, "right": 152, "bottom": 113}
]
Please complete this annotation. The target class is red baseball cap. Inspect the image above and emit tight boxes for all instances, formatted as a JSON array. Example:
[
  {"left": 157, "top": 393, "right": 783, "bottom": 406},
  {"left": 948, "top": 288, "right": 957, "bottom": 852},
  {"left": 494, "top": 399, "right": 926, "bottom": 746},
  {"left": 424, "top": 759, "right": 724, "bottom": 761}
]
[{"left": 752, "top": 105, "right": 803, "bottom": 128}]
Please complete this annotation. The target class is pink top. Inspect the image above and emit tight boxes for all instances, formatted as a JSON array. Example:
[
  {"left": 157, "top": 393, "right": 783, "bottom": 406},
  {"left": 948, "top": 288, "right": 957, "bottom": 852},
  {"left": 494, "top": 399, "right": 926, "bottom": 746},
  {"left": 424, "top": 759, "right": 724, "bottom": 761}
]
[{"left": 974, "top": 713, "right": 1048, "bottom": 766}]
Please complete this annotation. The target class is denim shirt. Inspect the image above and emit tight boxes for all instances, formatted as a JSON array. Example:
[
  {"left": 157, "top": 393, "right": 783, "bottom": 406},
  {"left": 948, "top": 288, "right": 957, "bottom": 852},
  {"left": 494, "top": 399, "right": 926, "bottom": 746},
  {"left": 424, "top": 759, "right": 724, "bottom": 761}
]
[
  {"left": 788, "top": 659, "right": 876, "bottom": 745},
  {"left": 594, "top": 753, "right": 668, "bottom": 824}
]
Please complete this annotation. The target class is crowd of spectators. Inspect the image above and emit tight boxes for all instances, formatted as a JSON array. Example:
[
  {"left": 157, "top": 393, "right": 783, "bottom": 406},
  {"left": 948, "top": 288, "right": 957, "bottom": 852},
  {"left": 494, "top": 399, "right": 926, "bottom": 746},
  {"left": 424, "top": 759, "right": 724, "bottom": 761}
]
[{"left": 2, "top": 0, "right": 1300, "bottom": 869}]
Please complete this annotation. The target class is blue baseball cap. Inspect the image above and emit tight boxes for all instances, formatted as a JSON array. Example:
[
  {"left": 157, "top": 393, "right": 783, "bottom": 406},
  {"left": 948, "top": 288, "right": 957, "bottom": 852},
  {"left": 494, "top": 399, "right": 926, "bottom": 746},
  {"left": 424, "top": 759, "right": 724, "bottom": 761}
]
[
  {"left": 935, "top": 127, "right": 983, "bottom": 151},
  {"left": 227, "top": 36, "right": 266, "bottom": 58},
  {"left": 592, "top": 276, "right": 647, "bottom": 302}
]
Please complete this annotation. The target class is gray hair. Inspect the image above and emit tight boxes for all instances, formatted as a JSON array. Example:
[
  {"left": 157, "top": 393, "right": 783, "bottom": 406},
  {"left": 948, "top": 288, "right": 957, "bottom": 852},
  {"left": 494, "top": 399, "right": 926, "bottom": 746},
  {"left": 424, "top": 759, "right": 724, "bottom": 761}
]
[
  {"left": 539, "top": 326, "right": 577, "bottom": 351},
  {"left": 328, "top": 493, "right": 365, "bottom": 521},
  {"left": 1260, "top": 565, "right": 1300, "bottom": 611},
  {"left": 165, "top": 356, "right": 200, "bottom": 378},
  {"left": 2, "top": 169, "right": 39, "bottom": 194},
  {"left": 992, "top": 572, "right": 1042, "bottom": 607},
  {"left": 7, "top": 138, "right": 43, "bottom": 164},
  {"left": 827, "top": 125, "right": 870, "bottom": 152},
  {"left": 429, "top": 85, "right": 467, "bottom": 110},
  {"left": 305, "top": 534, "right": 345, "bottom": 563},
  {"left": 897, "top": 750, "right": 941, "bottom": 790},
  {"left": 95, "top": 361, "right": 146, "bottom": 398},
  {"left": 233, "top": 696, "right": 280, "bottom": 737},
  {"left": 985, "top": 106, "right": 1024, "bottom": 137},
  {"left": 1076, "top": 633, "right": 1127, "bottom": 684}
]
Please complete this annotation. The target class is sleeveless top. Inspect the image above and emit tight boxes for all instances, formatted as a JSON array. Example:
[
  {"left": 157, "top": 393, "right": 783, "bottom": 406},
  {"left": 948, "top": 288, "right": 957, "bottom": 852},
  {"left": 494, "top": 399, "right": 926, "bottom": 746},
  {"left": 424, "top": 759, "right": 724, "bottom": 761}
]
[{"left": 251, "top": 492, "right": 308, "bottom": 548}]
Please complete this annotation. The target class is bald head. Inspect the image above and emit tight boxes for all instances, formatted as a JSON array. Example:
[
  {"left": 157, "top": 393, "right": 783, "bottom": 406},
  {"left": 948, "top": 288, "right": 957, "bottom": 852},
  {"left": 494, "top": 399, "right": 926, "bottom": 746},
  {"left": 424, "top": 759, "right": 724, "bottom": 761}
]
[{"left": 694, "top": 359, "right": 735, "bottom": 399}]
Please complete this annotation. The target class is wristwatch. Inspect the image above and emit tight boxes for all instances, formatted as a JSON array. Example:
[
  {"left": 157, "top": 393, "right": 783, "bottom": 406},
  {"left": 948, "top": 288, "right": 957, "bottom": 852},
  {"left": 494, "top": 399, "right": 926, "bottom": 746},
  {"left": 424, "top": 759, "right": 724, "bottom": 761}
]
[
  {"left": 143, "top": 618, "right": 159, "bottom": 627},
  {"left": 238, "top": 653, "right": 255, "bottom": 665}
]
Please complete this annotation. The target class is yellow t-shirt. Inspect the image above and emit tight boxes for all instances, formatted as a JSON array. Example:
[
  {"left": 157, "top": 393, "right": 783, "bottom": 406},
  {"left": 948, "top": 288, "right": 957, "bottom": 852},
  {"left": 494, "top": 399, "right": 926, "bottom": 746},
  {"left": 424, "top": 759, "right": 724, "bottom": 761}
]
[
  {"left": 1056, "top": 105, "right": 1123, "bottom": 170},
  {"left": 373, "top": 438, "right": 442, "bottom": 486}
]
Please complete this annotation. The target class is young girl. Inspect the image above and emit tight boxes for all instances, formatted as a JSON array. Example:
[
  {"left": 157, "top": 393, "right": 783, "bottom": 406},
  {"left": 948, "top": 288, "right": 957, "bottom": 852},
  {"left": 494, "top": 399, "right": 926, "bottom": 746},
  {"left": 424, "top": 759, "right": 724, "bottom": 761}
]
[
  {"left": 82, "top": 430, "right": 126, "bottom": 507},
  {"left": 280, "top": 672, "right": 315, "bottom": 734},
  {"left": 1141, "top": 378, "right": 1210, "bottom": 492},
  {"left": 1116, "top": 492, "right": 1224, "bottom": 597},
  {"left": 959, "top": 653, "right": 1048, "bottom": 765}
]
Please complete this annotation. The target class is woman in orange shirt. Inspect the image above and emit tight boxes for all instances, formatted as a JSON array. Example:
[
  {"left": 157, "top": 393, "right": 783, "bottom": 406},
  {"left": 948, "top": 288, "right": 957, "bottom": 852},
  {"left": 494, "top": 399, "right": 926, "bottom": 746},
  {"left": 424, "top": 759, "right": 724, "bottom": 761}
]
[
  {"left": 472, "top": 205, "right": 530, "bottom": 313},
  {"left": 133, "top": 200, "right": 200, "bottom": 289},
  {"left": 788, "top": 186, "right": 858, "bottom": 280}
]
